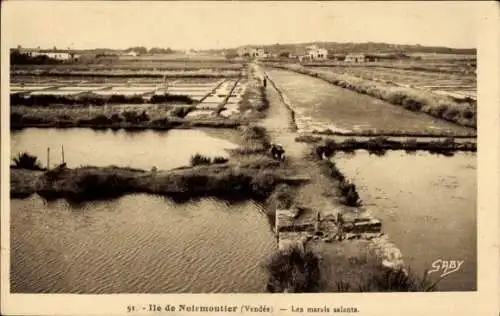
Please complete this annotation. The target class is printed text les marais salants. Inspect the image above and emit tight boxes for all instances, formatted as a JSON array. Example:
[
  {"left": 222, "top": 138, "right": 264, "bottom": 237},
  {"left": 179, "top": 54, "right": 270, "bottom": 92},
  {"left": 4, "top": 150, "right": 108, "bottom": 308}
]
[{"left": 127, "top": 304, "right": 359, "bottom": 313}]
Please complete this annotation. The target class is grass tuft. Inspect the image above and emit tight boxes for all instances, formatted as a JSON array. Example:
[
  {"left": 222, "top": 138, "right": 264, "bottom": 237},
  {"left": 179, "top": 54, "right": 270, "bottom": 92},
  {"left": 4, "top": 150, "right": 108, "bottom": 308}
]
[
  {"left": 12, "top": 152, "right": 44, "bottom": 170},
  {"left": 266, "top": 246, "right": 322, "bottom": 293},
  {"left": 190, "top": 154, "right": 229, "bottom": 166},
  {"left": 213, "top": 156, "right": 229, "bottom": 164},
  {"left": 356, "top": 267, "right": 440, "bottom": 292},
  {"left": 190, "top": 153, "right": 212, "bottom": 166}
]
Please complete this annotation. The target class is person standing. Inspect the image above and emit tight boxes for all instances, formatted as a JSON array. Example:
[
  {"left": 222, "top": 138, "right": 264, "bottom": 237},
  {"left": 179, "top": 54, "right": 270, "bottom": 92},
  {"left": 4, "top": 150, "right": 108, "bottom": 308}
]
[{"left": 263, "top": 77, "right": 267, "bottom": 88}]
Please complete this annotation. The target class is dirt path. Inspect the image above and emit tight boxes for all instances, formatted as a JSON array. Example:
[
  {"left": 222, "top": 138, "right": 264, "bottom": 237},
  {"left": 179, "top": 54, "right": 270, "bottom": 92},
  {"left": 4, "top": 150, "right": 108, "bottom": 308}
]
[
  {"left": 261, "top": 74, "right": 307, "bottom": 160},
  {"left": 256, "top": 63, "right": 345, "bottom": 218},
  {"left": 255, "top": 63, "right": 407, "bottom": 291}
]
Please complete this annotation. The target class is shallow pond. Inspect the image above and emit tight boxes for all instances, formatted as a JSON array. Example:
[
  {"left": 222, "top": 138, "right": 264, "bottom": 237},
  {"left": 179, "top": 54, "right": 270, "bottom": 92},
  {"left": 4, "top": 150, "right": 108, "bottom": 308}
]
[
  {"left": 266, "top": 68, "right": 474, "bottom": 135},
  {"left": 11, "top": 194, "right": 275, "bottom": 293},
  {"left": 11, "top": 128, "right": 240, "bottom": 171},
  {"left": 334, "top": 151, "right": 476, "bottom": 291}
]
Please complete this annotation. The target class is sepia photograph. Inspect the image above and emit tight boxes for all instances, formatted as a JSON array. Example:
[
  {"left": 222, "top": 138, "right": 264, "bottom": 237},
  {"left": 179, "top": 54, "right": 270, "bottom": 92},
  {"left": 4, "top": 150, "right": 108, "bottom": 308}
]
[{"left": 1, "top": 1, "right": 498, "bottom": 315}]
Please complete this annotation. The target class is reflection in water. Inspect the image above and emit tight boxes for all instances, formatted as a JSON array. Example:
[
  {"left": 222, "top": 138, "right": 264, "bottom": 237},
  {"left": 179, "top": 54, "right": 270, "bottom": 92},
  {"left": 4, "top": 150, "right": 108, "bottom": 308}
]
[
  {"left": 334, "top": 150, "right": 476, "bottom": 291},
  {"left": 11, "top": 128, "right": 240, "bottom": 171},
  {"left": 11, "top": 194, "right": 276, "bottom": 293}
]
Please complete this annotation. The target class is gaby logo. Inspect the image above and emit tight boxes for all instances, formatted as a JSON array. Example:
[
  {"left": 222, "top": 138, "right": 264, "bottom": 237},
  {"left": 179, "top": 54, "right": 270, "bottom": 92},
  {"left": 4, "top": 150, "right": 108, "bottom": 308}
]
[{"left": 428, "top": 259, "right": 464, "bottom": 278}]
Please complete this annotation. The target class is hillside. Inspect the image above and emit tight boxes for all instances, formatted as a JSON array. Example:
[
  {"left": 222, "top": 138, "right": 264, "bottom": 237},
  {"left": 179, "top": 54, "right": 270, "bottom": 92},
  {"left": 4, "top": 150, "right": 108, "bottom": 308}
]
[{"left": 220, "top": 42, "right": 476, "bottom": 56}]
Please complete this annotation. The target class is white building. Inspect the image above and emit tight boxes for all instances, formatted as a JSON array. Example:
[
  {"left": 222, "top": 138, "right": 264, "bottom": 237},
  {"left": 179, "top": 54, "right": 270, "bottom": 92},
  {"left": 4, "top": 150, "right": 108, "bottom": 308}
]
[
  {"left": 237, "top": 47, "right": 267, "bottom": 58},
  {"left": 25, "top": 50, "right": 78, "bottom": 61},
  {"left": 126, "top": 51, "right": 139, "bottom": 57},
  {"left": 251, "top": 48, "right": 266, "bottom": 58},
  {"left": 305, "top": 45, "right": 328, "bottom": 60}
]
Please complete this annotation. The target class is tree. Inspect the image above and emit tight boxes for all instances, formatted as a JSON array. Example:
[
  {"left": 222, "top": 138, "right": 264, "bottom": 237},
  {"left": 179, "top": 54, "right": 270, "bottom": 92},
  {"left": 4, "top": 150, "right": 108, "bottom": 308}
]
[{"left": 149, "top": 47, "right": 174, "bottom": 54}]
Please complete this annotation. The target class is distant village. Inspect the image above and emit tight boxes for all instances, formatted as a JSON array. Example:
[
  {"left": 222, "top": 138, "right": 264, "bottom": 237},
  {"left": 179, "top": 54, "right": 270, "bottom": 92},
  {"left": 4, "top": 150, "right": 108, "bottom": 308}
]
[
  {"left": 14, "top": 47, "right": 81, "bottom": 62},
  {"left": 10, "top": 43, "right": 475, "bottom": 65},
  {"left": 10, "top": 46, "right": 152, "bottom": 63},
  {"left": 10, "top": 46, "right": 178, "bottom": 64},
  {"left": 11, "top": 45, "right": 398, "bottom": 65},
  {"left": 235, "top": 45, "right": 401, "bottom": 63}
]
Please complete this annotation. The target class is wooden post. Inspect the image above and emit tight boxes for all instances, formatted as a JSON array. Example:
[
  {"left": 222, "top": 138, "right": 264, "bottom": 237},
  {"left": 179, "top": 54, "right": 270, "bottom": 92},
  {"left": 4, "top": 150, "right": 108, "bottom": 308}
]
[
  {"left": 61, "top": 145, "right": 65, "bottom": 164},
  {"left": 314, "top": 210, "right": 320, "bottom": 233},
  {"left": 47, "top": 147, "right": 50, "bottom": 170}
]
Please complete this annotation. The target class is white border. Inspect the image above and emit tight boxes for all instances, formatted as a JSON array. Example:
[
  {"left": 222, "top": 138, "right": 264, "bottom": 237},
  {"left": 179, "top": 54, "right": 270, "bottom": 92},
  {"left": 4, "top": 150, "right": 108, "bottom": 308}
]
[{"left": 1, "top": 2, "right": 499, "bottom": 315}]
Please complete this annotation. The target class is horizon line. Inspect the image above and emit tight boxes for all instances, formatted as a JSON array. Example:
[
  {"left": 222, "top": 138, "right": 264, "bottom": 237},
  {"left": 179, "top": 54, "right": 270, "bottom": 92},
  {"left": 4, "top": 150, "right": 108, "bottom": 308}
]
[{"left": 11, "top": 40, "right": 477, "bottom": 52}]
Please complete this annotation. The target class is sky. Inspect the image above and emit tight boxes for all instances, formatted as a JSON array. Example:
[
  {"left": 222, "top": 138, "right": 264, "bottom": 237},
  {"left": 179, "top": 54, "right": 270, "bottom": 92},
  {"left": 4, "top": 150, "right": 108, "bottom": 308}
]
[{"left": 3, "top": 1, "right": 479, "bottom": 50}]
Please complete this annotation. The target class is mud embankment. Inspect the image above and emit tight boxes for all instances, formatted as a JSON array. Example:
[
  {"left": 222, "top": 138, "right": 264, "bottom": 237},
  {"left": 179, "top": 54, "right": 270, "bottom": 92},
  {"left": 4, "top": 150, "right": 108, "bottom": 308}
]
[
  {"left": 257, "top": 69, "right": 410, "bottom": 291},
  {"left": 263, "top": 74, "right": 298, "bottom": 132},
  {"left": 10, "top": 114, "right": 241, "bottom": 131},
  {"left": 11, "top": 70, "right": 241, "bottom": 78},
  {"left": 265, "top": 150, "right": 410, "bottom": 292},
  {"left": 10, "top": 93, "right": 196, "bottom": 107},
  {"left": 299, "top": 135, "right": 477, "bottom": 154},
  {"left": 10, "top": 159, "right": 307, "bottom": 202},
  {"left": 309, "top": 129, "right": 476, "bottom": 138}
]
